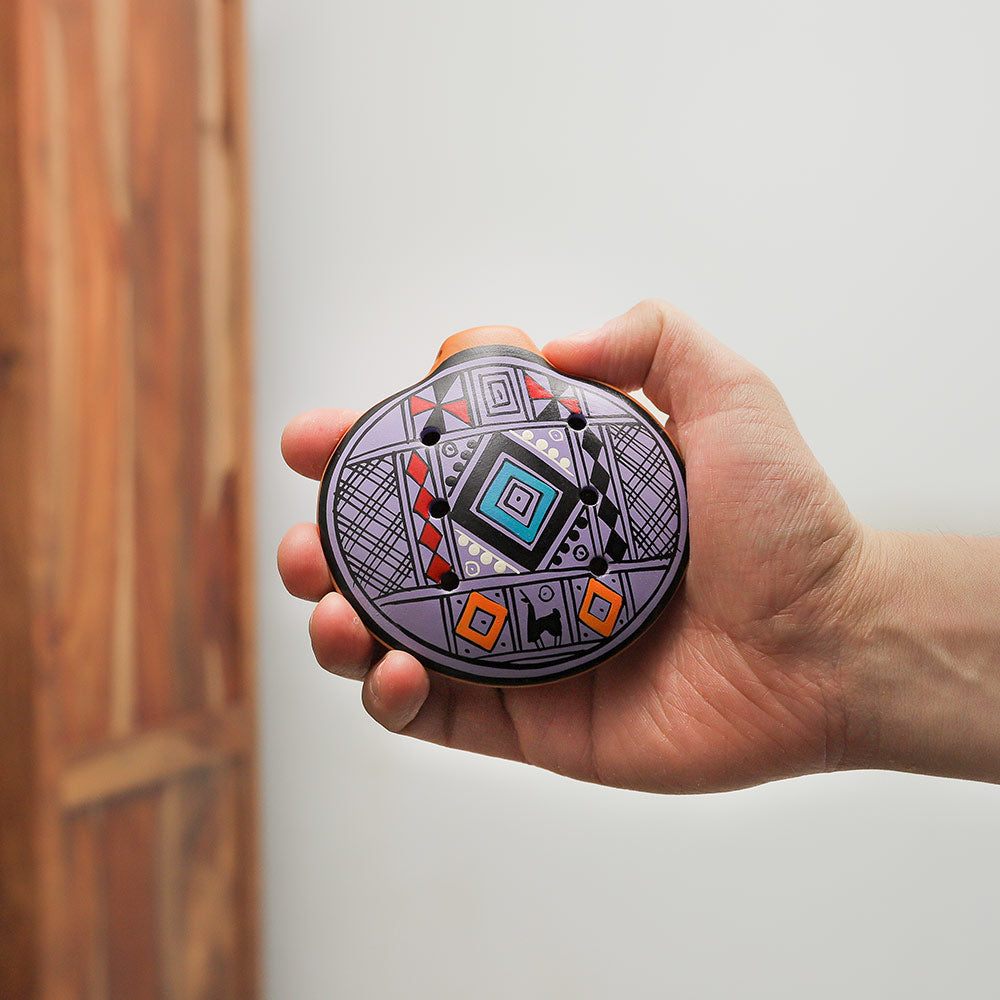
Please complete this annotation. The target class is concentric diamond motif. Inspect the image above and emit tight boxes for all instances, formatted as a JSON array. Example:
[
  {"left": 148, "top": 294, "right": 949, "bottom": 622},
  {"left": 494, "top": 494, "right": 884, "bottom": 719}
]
[
  {"left": 477, "top": 459, "right": 558, "bottom": 544},
  {"left": 455, "top": 591, "right": 508, "bottom": 651},
  {"left": 578, "top": 577, "right": 623, "bottom": 637},
  {"left": 451, "top": 433, "right": 578, "bottom": 572}
]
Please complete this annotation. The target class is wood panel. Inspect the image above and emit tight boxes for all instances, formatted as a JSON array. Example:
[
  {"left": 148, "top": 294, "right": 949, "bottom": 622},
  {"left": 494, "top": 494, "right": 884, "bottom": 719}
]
[{"left": 0, "top": 0, "right": 259, "bottom": 996}]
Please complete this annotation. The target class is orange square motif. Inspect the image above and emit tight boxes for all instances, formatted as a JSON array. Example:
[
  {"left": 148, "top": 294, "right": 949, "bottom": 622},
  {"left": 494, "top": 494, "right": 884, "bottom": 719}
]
[
  {"left": 455, "top": 592, "right": 508, "bottom": 651},
  {"left": 577, "top": 578, "right": 623, "bottom": 638}
]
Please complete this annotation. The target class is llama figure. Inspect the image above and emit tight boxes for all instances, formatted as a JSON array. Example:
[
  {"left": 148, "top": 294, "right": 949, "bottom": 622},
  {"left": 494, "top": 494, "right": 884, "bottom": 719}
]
[{"left": 521, "top": 595, "right": 562, "bottom": 648}]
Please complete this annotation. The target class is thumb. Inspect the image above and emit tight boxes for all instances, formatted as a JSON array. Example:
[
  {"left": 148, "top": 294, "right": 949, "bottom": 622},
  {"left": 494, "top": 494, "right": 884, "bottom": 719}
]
[{"left": 542, "top": 298, "right": 750, "bottom": 428}]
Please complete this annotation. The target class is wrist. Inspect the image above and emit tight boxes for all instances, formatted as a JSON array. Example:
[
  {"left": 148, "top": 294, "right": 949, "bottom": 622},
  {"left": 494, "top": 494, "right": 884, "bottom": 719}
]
[{"left": 839, "top": 528, "right": 1000, "bottom": 782}]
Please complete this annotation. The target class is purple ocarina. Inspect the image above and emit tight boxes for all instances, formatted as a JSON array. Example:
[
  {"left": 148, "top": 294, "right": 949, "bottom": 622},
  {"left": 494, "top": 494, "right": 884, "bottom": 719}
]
[{"left": 318, "top": 327, "right": 689, "bottom": 686}]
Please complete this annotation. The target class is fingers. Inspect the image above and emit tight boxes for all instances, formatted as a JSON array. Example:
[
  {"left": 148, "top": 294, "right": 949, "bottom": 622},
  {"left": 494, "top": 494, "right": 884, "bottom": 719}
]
[
  {"left": 542, "top": 298, "right": 750, "bottom": 428},
  {"left": 278, "top": 522, "right": 333, "bottom": 601},
  {"left": 361, "top": 651, "right": 431, "bottom": 731},
  {"left": 361, "top": 659, "right": 526, "bottom": 762},
  {"left": 306, "top": 598, "right": 531, "bottom": 765},
  {"left": 312, "top": 619, "right": 523, "bottom": 761},
  {"left": 309, "top": 591, "right": 377, "bottom": 680},
  {"left": 281, "top": 408, "right": 360, "bottom": 480}
]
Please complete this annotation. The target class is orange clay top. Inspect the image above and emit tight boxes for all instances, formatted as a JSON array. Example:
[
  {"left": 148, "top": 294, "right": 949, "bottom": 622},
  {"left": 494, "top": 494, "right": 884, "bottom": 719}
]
[{"left": 430, "top": 326, "right": 541, "bottom": 372}]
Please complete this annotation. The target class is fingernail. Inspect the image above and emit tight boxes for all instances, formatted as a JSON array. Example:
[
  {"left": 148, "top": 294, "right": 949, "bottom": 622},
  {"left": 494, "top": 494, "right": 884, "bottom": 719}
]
[
  {"left": 566, "top": 327, "right": 600, "bottom": 341},
  {"left": 370, "top": 657, "right": 385, "bottom": 703}
]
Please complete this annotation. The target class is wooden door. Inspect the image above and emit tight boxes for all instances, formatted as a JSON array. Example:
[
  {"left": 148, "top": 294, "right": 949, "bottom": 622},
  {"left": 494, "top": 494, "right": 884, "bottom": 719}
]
[{"left": 1, "top": 1, "right": 259, "bottom": 996}]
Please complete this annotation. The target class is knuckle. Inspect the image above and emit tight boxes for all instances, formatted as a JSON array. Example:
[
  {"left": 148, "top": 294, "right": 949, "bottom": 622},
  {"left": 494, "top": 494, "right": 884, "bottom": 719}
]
[{"left": 634, "top": 297, "right": 671, "bottom": 325}]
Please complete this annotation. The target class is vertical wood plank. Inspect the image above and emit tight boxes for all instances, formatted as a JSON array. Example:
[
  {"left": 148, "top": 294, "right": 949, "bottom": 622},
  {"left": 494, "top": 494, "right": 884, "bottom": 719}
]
[
  {"left": 60, "top": 809, "right": 110, "bottom": 1000},
  {"left": 217, "top": 7, "right": 261, "bottom": 978},
  {"left": 0, "top": 2, "right": 40, "bottom": 994},
  {"left": 161, "top": 767, "right": 245, "bottom": 1000},
  {"left": 42, "top": 0, "right": 130, "bottom": 751},
  {"left": 229, "top": 760, "right": 260, "bottom": 998},
  {"left": 217, "top": 0, "right": 256, "bottom": 714},
  {"left": 104, "top": 793, "right": 161, "bottom": 1000},
  {"left": 3, "top": 0, "right": 259, "bottom": 995},
  {"left": 197, "top": 0, "right": 240, "bottom": 713},
  {"left": 129, "top": 0, "right": 208, "bottom": 727},
  {"left": 93, "top": 0, "right": 140, "bottom": 742}
]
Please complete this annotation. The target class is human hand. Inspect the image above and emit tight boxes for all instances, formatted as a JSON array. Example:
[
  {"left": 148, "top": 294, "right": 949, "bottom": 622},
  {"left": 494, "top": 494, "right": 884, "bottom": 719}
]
[{"left": 278, "top": 299, "right": 888, "bottom": 793}]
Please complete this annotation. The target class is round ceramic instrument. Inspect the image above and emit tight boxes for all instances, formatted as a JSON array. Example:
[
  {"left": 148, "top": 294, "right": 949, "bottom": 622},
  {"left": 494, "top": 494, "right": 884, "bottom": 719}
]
[{"left": 318, "top": 327, "right": 689, "bottom": 685}]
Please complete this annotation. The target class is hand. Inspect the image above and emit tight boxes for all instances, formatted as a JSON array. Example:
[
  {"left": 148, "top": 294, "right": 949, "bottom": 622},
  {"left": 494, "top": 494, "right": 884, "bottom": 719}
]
[{"left": 278, "top": 299, "right": 883, "bottom": 793}]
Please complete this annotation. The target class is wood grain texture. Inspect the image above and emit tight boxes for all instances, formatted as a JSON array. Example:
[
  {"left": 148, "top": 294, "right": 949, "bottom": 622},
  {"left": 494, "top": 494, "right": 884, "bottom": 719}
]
[
  {"left": 59, "top": 704, "right": 252, "bottom": 812},
  {"left": 61, "top": 809, "right": 110, "bottom": 1000},
  {"left": 105, "top": 794, "right": 160, "bottom": 1000},
  {"left": 1, "top": 8, "right": 41, "bottom": 998},
  {"left": 1, "top": 0, "right": 258, "bottom": 995}
]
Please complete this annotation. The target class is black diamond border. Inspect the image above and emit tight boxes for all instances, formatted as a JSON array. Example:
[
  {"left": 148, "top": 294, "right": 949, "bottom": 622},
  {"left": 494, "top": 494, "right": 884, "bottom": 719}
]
[{"left": 451, "top": 433, "right": 577, "bottom": 571}]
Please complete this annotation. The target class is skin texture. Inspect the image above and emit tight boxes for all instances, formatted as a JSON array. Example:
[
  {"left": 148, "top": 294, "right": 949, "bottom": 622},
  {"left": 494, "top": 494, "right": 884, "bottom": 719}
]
[{"left": 278, "top": 299, "right": 896, "bottom": 793}]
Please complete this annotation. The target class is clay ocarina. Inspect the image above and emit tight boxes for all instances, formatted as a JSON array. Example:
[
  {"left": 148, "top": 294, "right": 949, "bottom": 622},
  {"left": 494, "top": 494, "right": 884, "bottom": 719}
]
[{"left": 318, "top": 327, "right": 688, "bottom": 685}]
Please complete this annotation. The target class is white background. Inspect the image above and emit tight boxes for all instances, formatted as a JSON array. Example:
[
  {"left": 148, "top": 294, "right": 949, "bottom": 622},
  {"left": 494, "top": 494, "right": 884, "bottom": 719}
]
[{"left": 249, "top": 2, "right": 1000, "bottom": 997}]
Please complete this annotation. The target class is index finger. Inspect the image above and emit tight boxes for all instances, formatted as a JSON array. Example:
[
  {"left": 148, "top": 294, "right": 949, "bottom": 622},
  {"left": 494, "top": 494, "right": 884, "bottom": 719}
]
[{"left": 281, "top": 408, "right": 360, "bottom": 480}]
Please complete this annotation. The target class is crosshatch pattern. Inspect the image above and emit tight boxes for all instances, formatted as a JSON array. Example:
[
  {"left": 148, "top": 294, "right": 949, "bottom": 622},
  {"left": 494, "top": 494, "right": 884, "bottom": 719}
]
[
  {"left": 321, "top": 346, "right": 689, "bottom": 685},
  {"left": 336, "top": 456, "right": 416, "bottom": 596}
]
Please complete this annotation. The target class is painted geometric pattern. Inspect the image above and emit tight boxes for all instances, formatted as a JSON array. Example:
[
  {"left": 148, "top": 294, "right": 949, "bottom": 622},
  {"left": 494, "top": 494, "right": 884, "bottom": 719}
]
[
  {"left": 607, "top": 422, "right": 682, "bottom": 560},
  {"left": 404, "top": 451, "right": 453, "bottom": 584},
  {"left": 578, "top": 577, "right": 624, "bottom": 638},
  {"left": 333, "top": 455, "right": 417, "bottom": 598},
  {"left": 450, "top": 433, "right": 582, "bottom": 575},
  {"left": 319, "top": 345, "right": 688, "bottom": 685},
  {"left": 408, "top": 369, "right": 472, "bottom": 436},
  {"left": 523, "top": 371, "right": 582, "bottom": 420},
  {"left": 579, "top": 428, "right": 628, "bottom": 562},
  {"left": 478, "top": 459, "right": 558, "bottom": 544},
  {"left": 455, "top": 592, "right": 509, "bottom": 651}
]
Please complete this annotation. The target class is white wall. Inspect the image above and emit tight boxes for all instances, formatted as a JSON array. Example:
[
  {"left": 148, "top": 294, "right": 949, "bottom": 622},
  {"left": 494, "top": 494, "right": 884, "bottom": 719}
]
[{"left": 249, "top": 3, "right": 1000, "bottom": 997}]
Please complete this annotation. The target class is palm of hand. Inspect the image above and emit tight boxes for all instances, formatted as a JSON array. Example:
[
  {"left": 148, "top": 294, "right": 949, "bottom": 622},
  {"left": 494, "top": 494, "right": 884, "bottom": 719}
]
[{"left": 461, "top": 372, "right": 859, "bottom": 793}]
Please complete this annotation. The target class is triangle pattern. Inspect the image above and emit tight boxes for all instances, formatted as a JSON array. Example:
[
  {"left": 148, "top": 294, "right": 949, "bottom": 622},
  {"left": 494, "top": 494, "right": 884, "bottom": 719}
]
[{"left": 412, "top": 371, "right": 471, "bottom": 434}]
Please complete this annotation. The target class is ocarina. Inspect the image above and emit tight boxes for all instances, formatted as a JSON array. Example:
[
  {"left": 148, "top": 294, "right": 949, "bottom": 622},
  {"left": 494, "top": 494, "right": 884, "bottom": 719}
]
[{"left": 318, "top": 327, "right": 688, "bottom": 686}]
